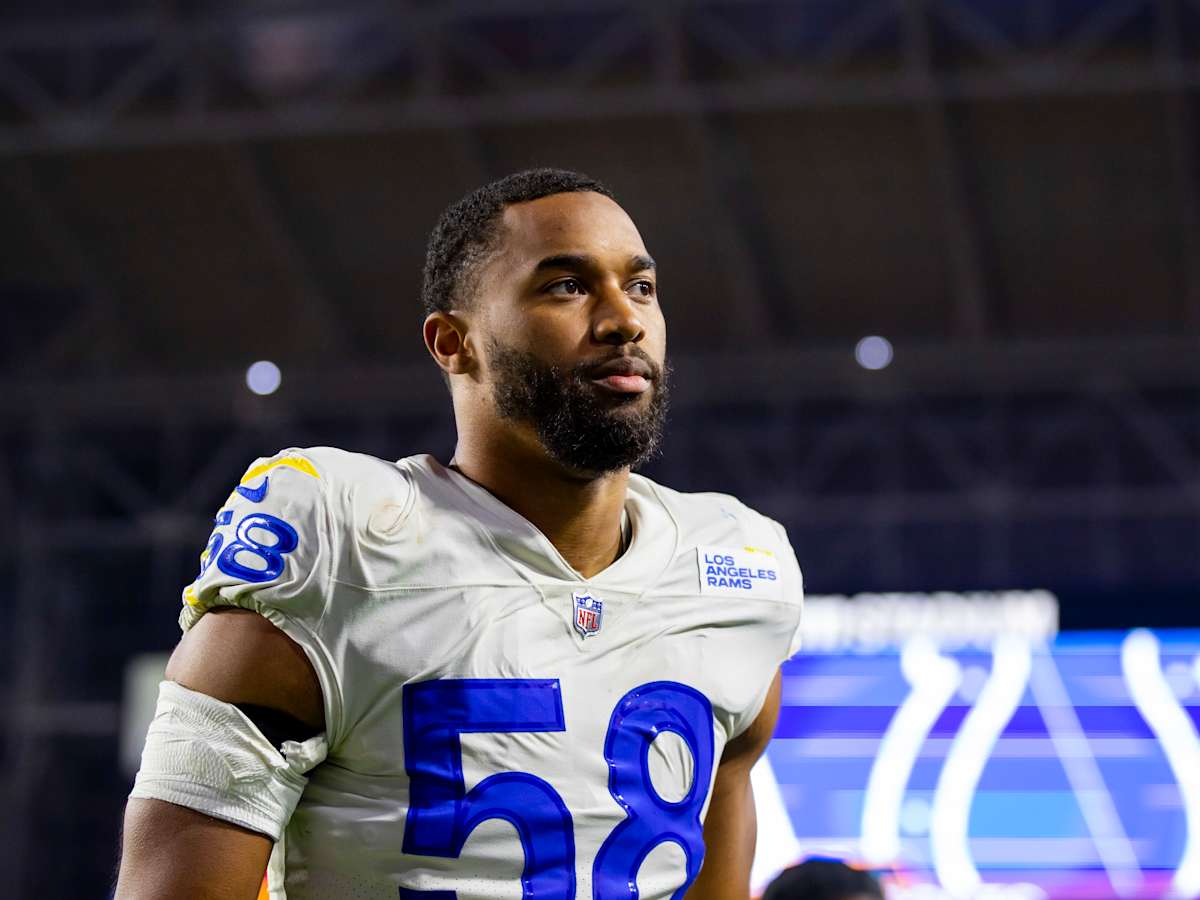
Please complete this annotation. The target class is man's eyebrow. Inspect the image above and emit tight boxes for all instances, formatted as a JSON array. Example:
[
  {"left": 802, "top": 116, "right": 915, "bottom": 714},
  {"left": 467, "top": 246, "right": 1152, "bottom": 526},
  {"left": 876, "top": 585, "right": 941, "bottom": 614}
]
[
  {"left": 533, "top": 253, "right": 593, "bottom": 274},
  {"left": 532, "top": 253, "right": 657, "bottom": 275}
]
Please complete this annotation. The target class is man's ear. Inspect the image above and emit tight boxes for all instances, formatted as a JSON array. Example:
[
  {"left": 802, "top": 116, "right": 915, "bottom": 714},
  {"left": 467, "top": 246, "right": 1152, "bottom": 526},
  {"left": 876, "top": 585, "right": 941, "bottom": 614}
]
[{"left": 423, "top": 311, "right": 475, "bottom": 376}]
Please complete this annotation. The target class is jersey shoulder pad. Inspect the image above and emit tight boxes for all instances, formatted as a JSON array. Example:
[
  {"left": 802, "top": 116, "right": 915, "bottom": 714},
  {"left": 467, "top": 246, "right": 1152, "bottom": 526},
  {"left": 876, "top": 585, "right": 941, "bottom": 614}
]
[
  {"left": 180, "top": 447, "right": 336, "bottom": 630},
  {"left": 643, "top": 479, "right": 792, "bottom": 555},
  {"left": 306, "top": 446, "right": 417, "bottom": 533},
  {"left": 645, "top": 477, "right": 805, "bottom": 633}
]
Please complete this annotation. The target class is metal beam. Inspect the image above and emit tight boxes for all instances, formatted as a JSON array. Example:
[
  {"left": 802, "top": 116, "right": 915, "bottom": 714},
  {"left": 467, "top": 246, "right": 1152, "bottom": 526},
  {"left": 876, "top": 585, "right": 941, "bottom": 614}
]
[
  {"left": 0, "top": 337, "right": 1196, "bottom": 426},
  {"left": 685, "top": 111, "right": 789, "bottom": 339},
  {"left": 221, "top": 143, "right": 352, "bottom": 355},
  {"left": 4, "top": 372, "right": 1194, "bottom": 624},
  {"left": 0, "top": 157, "right": 126, "bottom": 372},
  {"left": 903, "top": 0, "right": 990, "bottom": 339},
  {"left": 2, "top": 0, "right": 1200, "bottom": 155},
  {"left": 1156, "top": 0, "right": 1200, "bottom": 330},
  {"left": 12, "top": 61, "right": 1200, "bottom": 156},
  {"left": 0, "top": 429, "right": 53, "bottom": 892}
]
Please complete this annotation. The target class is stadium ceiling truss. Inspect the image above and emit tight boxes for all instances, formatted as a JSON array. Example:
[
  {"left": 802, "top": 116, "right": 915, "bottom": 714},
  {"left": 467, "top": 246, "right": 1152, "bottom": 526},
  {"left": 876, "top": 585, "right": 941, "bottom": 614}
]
[
  {"left": 2, "top": 0, "right": 1200, "bottom": 151},
  {"left": 4, "top": 0, "right": 1200, "bottom": 358},
  {"left": 2, "top": 2, "right": 1200, "bottom": 886}
]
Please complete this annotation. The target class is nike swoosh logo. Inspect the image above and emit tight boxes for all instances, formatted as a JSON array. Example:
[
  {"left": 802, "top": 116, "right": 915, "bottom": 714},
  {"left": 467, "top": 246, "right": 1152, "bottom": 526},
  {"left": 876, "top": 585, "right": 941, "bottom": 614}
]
[{"left": 236, "top": 477, "right": 269, "bottom": 503}]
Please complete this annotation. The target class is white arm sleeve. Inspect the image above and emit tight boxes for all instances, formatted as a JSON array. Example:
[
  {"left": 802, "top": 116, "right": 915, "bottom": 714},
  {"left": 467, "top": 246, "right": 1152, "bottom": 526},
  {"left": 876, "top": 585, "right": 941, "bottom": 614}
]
[{"left": 130, "top": 681, "right": 328, "bottom": 841}]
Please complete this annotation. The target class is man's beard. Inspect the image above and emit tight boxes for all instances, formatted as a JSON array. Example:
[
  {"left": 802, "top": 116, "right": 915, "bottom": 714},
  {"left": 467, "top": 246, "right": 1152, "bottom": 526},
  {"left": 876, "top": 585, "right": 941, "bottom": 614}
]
[{"left": 487, "top": 339, "right": 670, "bottom": 476}]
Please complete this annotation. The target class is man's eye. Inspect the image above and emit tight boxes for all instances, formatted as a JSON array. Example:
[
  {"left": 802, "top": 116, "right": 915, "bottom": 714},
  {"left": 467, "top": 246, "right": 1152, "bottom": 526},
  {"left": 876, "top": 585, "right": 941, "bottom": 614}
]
[
  {"left": 630, "top": 280, "right": 655, "bottom": 298},
  {"left": 547, "top": 279, "right": 585, "bottom": 296}
]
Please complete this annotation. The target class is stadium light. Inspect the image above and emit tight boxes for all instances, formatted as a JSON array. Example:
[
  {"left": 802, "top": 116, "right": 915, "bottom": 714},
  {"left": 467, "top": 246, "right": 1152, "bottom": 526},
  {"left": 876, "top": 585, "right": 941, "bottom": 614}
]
[
  {"left": 855, "top": 335, "right": 893, "bottom": 370},
  {"left": 246, "top": 360, "right": 282, "bottom": 396}
]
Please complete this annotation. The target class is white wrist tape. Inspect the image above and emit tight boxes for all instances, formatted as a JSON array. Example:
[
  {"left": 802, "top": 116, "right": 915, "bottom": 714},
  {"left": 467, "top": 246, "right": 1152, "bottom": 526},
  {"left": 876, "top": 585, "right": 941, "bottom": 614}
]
[{"left": 130, "top": 680, "right": 328, "bottom": 841}]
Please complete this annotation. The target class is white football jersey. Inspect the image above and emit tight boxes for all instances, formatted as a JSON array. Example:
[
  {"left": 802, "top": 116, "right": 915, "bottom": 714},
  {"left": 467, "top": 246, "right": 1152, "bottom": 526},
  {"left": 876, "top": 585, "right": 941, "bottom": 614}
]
[{"left": 177, "top": 447, "right": 804, "bottom": 900}]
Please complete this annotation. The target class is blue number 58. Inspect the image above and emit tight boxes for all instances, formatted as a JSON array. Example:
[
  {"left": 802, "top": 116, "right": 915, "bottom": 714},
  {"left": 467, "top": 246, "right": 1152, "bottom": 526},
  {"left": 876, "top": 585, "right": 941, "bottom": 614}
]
[{"left": 401, "top": 679, "right": 715, "bottom": 900}]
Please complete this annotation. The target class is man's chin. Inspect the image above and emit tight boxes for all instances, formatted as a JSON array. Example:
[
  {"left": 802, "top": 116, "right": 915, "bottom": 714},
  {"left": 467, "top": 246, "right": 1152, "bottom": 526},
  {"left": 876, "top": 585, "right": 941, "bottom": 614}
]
[{"left": 552, "top": 456, "right": 631, "bottom": 480}]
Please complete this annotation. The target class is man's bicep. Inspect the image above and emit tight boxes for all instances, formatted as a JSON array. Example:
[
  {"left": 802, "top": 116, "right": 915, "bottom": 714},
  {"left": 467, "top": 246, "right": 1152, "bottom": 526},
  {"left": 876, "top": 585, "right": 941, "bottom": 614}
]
[
  {"left": 166, "top": 606, "right": 324, "bottom": 733},
  {"left": 116, "top": 798, "right": 271, "bottom": 900},
  {"left": 120, "top": 611, "right": 330, "bottom": 896}
]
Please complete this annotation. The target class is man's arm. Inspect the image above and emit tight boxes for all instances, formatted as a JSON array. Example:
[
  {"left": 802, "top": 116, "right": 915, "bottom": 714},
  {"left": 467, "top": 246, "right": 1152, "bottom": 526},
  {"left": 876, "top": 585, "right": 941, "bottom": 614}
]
[
  {"left": 114, "top": 608, "right": 325, "bottom": 900},
  {"left": 687, "top": 671, "right": 782, "bottom": 900}
]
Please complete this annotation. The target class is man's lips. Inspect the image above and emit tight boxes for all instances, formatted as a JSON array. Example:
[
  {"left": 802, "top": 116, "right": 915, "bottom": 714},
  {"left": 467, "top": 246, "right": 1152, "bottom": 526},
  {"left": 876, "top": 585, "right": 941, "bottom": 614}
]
[
  {"left": 587, "top": 357, "right": 654, "bottom": 395},
  {"left": 594, "top": 374, "right": 650, "bottom": 394}
]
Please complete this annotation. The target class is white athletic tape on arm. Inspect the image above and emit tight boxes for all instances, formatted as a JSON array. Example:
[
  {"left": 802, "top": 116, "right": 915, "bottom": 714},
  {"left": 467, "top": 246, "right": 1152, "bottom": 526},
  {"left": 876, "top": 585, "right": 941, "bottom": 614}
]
[{"left": 130, "top": 680, "right": 328, "bottom": 841}]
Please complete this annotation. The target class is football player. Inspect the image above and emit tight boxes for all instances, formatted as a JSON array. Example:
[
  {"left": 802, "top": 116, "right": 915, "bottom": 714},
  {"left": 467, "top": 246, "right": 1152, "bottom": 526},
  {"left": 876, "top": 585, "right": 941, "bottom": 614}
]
[{"left": 115, "top": 169, "right": 804, "bottom": 900}]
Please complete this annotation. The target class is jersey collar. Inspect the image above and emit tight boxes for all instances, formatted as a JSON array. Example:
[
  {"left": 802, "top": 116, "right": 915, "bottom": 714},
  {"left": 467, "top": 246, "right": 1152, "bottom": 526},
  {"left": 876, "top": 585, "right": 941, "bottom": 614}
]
[{"left": 411, "top": 455, "right": 680, "bottom": 596}]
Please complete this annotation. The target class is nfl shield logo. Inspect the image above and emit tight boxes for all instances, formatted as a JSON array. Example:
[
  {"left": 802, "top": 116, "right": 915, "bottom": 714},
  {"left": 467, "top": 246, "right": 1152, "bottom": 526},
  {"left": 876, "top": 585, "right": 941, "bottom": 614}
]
[{"left": 572, "top": 590, "right": 603, "bottom": 639}]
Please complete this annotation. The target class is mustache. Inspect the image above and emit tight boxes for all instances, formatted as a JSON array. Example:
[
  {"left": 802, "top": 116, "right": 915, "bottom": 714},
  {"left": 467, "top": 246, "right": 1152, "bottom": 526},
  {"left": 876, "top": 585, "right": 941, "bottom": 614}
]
[{"left": 573, "top": 348, "right": 664, "bottom": 382}]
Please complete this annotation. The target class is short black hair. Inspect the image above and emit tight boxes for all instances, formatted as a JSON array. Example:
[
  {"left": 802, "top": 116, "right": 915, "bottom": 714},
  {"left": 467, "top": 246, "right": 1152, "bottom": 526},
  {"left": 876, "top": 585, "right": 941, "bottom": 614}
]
[
  {"left": 421, "top": 167, "right": 615, "bottom": 317},
  {"left": 763, "top": 859, "right": 884, "bottom": 900}
]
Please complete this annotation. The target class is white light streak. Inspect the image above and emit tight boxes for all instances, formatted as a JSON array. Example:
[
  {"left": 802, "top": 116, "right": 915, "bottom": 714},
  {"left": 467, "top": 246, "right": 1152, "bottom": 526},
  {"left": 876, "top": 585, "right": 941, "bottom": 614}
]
[
  {"left": 1121, "top": 629, "right": 1200, "bottom": 898},
  {"left": 930, "top": 636, "right": 1032, "bottom": 899},
  {"left": 1027, "top": 645, "right": 1141, "bottom": 896},
  {"left": 750, "top": 754, "right": 802, "bottom": 894},
  {"left": 861, "top": 637, "right": 962, "bottom": 866}
]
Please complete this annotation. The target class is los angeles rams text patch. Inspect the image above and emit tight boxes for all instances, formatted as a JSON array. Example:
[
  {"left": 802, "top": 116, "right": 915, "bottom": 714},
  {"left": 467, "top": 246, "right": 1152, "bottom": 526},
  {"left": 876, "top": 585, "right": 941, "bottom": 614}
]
[{"left": 697, "top": 545, "right": 783, "bottom": 599}]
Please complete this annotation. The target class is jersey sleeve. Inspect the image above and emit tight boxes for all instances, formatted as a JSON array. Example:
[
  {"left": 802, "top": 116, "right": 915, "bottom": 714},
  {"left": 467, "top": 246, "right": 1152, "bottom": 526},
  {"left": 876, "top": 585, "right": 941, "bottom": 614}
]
[
  {"left": 727, "top": 516, "right": 805, "bottom": 739},
  {"left": 774, "top": 519, "right": 806, "bottom": 660},
  {"left": 178, "top": 448, "right": 345, "bottom": 741}
]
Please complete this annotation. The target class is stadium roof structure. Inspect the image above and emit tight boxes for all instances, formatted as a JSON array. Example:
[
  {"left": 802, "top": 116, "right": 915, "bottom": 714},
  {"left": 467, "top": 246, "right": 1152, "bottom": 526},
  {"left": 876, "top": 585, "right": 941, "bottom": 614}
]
[
  {"left": 0, "top": 0, "right": 1198, "bottom": 383},
  {"left": 2, "top": 4, "right": 1200, "bottom": 894}
]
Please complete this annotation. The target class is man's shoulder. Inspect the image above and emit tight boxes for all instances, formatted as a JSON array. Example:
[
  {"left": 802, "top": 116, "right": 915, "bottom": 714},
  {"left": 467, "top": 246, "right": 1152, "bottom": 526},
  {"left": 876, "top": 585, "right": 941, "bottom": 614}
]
[
  {"left": 240, "top": 446, "right": 424, "bottom": 538},
  {"left": 267, "top": 445, "right": 411, "bottom": 482},
  {"left": 630, "top": 474, "right": 789, "bottom": 548},
  {"left": 247, "top": 446, "right": 416, "bottom": 497}
]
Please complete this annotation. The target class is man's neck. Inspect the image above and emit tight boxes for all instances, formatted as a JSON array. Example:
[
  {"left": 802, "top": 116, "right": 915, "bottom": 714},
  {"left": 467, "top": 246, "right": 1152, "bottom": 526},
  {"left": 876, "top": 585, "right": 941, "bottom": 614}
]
[{"left": 451, "top": 433, "right": 629, "bottom": 579}]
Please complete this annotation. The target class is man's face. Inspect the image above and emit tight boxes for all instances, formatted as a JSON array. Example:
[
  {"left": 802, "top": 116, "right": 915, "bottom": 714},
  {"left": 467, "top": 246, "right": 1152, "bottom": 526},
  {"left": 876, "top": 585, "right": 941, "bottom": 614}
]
[{"left": 469, "top": 191, "right": 669, "bottom": 476}]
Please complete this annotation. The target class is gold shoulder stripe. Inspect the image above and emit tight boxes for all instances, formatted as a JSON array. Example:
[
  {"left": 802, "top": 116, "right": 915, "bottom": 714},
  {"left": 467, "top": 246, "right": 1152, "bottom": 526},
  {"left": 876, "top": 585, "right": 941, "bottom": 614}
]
[
  {"left": 240, "top": 455, "right": 321, "bottom": 484},
  {"left": 743, "top": 545, "right": 776, "bottom": 557}
]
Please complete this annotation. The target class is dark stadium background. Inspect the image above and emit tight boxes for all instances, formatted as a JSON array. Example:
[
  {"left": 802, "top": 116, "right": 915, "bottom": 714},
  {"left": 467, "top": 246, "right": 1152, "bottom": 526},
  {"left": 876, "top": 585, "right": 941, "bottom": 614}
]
[{"left": 1, "top": 0, "right": 1198, "bottom": 895}]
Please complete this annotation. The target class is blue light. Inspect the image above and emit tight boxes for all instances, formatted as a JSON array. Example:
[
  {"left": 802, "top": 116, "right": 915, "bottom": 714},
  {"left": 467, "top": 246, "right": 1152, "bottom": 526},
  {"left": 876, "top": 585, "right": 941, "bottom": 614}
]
[
  {"left": 855, "top": 335, "right": 893, "bottom": 370},
  {"left": 246, "top": 360, "right": 282, "bottom": 396}
]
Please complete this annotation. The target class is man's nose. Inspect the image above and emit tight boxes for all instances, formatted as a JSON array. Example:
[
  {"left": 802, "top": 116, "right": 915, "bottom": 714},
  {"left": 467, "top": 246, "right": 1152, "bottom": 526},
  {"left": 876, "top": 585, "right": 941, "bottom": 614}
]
[{"left": 592, "top": 286, "right": 645, "bottom": 346}]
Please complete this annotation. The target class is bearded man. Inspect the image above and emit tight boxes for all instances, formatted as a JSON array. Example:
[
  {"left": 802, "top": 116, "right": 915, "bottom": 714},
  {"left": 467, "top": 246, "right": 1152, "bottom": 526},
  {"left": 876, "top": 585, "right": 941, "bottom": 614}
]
[{"left": 116, "top": 168, "right": 805, "bottom": 900}]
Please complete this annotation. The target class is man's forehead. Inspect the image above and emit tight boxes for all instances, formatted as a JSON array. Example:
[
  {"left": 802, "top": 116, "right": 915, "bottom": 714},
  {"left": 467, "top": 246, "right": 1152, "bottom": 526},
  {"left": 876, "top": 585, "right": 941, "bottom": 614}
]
[{"left": 497, "top": 191, "right": 647, "bottom": 263}]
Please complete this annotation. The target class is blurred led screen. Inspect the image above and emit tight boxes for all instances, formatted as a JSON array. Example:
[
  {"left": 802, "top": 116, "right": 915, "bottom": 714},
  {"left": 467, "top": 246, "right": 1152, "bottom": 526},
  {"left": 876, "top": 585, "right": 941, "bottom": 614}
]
[{"left": 757, "top": 628, "right": 1200, "bottom": 900}]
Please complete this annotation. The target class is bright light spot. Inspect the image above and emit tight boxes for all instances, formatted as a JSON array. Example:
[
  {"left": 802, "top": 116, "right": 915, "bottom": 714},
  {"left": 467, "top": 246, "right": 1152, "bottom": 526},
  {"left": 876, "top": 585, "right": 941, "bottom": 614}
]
[
  {"left": 900, "top": 797, "right": 932, "bottom": 836},
  {"left": 246, "top": 360, "right": 282, "bottom": 396},
  {"left": 855, "top": 335, "right": 893, "bottom": 370}
]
